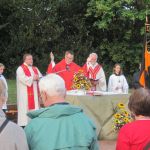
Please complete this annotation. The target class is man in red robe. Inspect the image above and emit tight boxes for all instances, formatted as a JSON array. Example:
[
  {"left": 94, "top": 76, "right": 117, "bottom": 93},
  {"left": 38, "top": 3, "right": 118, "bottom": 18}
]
[
  {"left": 47, "top": 51, "right": 81, "bottom": 90},
  {"left": 82, "top": 53, "right": 106, "bottom": 91}
]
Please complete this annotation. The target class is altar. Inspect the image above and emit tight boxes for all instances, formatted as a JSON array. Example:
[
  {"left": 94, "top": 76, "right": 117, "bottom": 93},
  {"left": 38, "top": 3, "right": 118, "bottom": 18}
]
[
  {"left": 65, "top": 93, "right": 130, "bottom": 140},
  {"left": 6, "top": 92, "right": 130, "bottom": 141}
]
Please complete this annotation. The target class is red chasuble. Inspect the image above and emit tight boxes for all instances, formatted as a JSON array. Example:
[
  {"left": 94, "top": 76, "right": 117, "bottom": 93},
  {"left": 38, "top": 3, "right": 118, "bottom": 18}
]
[
  {"left": 82, "top": 63, "right": 101, "bottom": 80},
  {"left": 82, "top": 63, "right": 101, "bottom": 91},
  {"left": 21, "top": 64, "right": 39, "bottom": 110},
  {"left": 47, "top": 59, "right": 80, "bottom": 90},
  {"left": 88, "top": 64, "right": 101, "bottom": 80},
  {"left": 82, "top": 64, "right": 89, "bottom": 77}
]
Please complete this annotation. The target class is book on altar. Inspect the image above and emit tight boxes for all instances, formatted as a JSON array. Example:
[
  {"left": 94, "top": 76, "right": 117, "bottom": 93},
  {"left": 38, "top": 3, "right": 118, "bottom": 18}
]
[{"left": 92, "top": 91, "right": 128, "bottom": 96}]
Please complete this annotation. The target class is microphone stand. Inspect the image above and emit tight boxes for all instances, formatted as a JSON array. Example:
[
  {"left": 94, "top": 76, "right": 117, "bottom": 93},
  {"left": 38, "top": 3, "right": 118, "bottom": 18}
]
[
  {"left": 53, "top": 65, "right": 70, "bottom": 74},
  {"left": 55, "top": 69, "right": 67, "bottom": 74}
]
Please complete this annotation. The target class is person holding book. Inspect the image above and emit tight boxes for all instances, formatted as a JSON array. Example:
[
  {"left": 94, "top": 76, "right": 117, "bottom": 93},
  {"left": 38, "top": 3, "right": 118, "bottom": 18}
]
[{"left": 82, "top": 53, "right": 107, "bottom": 91}]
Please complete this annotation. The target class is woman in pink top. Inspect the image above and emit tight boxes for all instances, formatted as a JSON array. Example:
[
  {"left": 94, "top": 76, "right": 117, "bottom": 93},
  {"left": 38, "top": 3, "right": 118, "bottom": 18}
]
[{"left": 116, "top": 88, "right": 150, "bottom": 150}]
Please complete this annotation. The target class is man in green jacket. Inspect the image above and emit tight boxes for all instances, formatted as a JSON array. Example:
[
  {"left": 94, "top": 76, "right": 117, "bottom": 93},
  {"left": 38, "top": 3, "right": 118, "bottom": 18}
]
[{"left": 24, "top": 74, "right": 99, "bottom": 150}]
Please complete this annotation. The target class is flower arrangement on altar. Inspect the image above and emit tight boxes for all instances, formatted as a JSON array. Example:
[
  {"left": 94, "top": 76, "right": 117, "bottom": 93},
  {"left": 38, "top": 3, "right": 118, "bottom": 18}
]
[
  {"left": 112, "top": 102, "right": 132, "bottom": 131},
  {"left": 72, "top": 70, "right": 92, "bottom": 90}
]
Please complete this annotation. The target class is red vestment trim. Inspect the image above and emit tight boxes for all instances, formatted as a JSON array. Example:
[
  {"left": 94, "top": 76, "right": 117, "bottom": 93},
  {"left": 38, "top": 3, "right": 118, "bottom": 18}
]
[
  {"left": 21, "top": 64, "right": 39, "bottom": 110},
  {"left": 89, "top": 64, "right": 101, "bottom": 79}
]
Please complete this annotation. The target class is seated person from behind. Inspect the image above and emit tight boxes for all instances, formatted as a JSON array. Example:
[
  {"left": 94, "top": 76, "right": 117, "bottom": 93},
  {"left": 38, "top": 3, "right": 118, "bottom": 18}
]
[
  {"left": 108, "top": 63, "right": 129, "bottom": 94},
  {"left": 0, "top": 80, "right": 29, "bottom": 150},
  {"left": 25, "top": 74, "right": 99, "bottom": 150},
  {"left": 116, "top": 88, "right": 150, "bottom": 150}
]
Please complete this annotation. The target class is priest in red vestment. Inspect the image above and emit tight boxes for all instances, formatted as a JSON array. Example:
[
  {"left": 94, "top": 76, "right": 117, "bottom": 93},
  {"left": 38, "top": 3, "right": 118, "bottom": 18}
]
[
  {"left": 17, "top": 54, "right": 42, "bottom": 127},
  {"left": 47, "top": 51, "right": 81, "bottom": 90},
  {"left": 82, "top": 53, "right": 107, "bottom": 91}
]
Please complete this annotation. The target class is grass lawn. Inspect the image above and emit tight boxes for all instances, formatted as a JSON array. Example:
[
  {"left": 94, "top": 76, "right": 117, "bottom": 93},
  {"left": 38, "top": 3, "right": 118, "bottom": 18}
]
[{"left": 8, "top": 79, "right": 16, "bottom": 104}]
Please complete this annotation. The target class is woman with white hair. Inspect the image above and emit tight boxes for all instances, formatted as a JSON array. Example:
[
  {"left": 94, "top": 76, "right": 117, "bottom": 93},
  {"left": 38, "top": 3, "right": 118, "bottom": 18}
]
[{"left": 0, "top": 80, "right": 29, "bottom": 150}]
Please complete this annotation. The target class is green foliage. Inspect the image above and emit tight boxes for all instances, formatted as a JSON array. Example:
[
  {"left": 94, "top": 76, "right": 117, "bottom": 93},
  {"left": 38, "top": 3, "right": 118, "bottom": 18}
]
[
  {"left": 7, "top": 80, "right": 16, "bottom": 104},
  {"left": 86, "top": 0, "right": 149, "bottom": 85},
  {"left": 0, "top": 0, "right": 150, "bottom": 87}
]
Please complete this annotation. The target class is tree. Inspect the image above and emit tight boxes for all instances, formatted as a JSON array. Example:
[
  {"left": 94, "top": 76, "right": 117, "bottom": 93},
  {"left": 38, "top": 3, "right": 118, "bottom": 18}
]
[
  {"left": 86, "top": 0, "right": 150, "bottom": 84},
  {"left": 0, "top": 0, "right": 149, "bottom": 87}
]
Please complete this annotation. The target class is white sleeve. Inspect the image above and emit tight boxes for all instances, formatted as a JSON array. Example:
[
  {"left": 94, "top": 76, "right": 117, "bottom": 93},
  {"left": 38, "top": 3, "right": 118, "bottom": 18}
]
[
  {"left": 1, "top": 76, "right": 8, "bottom": 90},
  {"left": 51, "top": 61, "right": 56, "bottom": 68},
  {"left": 99, "top": 68, "right": 106, "bottom": 83},
  {"left": 16, "top": 67, "right": 34, "bottom": 87},
  {"left": 108, "top": 75, "right": 113, "bottom": 92},
  {"left": 122, "top": 75, "right": 129, "bottom": 94},
  {"left": 98, "top": 68, "right": 107, "bottom": 91},
  {"left": 36, "top": 67, "right": 42, "bottom": 78}
]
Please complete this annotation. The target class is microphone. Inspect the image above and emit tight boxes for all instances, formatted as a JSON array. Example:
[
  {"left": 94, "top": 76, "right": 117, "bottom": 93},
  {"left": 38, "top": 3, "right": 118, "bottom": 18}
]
[
  {"left": 66, "top": 65, "right": 70, "bottom": 71},
  {"left": 55, "top": 69, "right": 67, "bottom": 74}
]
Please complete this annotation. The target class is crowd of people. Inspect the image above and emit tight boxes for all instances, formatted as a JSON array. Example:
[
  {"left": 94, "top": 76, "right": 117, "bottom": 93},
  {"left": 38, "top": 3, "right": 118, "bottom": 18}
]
[
  {"left": 0, "top": 71, "right": 99, "bottom": 149},
  {"left": 0, "top": 51, "right": 148, "bottom": 150},
  {"left": 47, "top": 51, "right": 129, "bottom": 92}
]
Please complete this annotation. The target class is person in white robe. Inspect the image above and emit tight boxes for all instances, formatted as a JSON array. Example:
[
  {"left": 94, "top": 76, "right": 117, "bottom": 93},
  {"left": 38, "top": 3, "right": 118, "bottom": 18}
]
[
  {"left": 0, "top": 63, "right": 8, "bottom": 112},
  {"left": 16, "top": 54, "right": 42, "bottom": 127},
  {"left": 83, "top": 53, "right": 107, "bottom": 91},
  {"left": 108, "top": 63, "right": 129, "bottom": 94}
]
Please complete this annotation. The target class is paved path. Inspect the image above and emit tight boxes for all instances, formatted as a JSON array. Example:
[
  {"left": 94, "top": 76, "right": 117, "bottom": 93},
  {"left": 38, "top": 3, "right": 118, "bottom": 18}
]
[{"left": 99, "top": 141, "right": 116, "bottom": 150}]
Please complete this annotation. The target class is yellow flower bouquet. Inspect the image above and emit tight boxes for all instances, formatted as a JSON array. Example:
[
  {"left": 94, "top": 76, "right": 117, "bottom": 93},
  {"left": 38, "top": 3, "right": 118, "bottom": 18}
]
[
  {"left": 112, "top": 102, "right": 132, "bottom": 131},
  {"left": 72, "top": 70, "right": 92, "bottom": 90}
]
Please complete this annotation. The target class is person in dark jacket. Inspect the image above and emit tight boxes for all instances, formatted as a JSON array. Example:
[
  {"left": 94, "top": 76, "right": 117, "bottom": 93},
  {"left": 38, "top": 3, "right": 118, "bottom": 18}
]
[{"left": 132, "top": 64, "right": 141, "bottom": 89}]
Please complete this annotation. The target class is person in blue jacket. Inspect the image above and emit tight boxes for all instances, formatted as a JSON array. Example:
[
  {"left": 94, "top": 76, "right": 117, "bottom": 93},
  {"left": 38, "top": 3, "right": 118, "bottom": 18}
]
[{"left": 24, "top": 74, "right": 99, "bottom": 150}]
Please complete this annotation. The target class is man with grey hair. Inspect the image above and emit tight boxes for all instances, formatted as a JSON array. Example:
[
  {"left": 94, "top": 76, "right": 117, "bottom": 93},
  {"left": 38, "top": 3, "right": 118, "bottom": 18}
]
[
  {"left": 24, "top": 74, "right": 99, "bottom": 150},
  {"left": 83, "top": 53, "right": 106, "bottom": 91}
]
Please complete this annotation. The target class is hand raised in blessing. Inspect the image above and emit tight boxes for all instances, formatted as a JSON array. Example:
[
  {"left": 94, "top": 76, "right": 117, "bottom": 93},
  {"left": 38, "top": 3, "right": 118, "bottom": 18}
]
[{"left": 50, "top": 52, "right": 54, "bottom": 62}]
